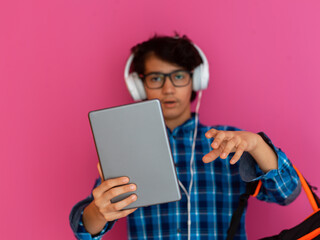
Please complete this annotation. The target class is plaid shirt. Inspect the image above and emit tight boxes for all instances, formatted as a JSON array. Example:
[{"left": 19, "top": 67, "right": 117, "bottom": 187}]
[{"left": 70, "top": 115, "right": 300, "bottom": 240}]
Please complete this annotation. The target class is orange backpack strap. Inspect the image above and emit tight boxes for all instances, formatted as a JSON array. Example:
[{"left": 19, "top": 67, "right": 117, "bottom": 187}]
[
  {"left": 228, "top": 165, "right": 320, "bottom": 240},
  {"left": 251, "top": 180, "right": 262, "bottom": 197},
  {"left": 297, "top": 227, "right": 320, "bottom": 240},
  {"left": 293, "top": 165, "right": 320, "bottom": 212}
]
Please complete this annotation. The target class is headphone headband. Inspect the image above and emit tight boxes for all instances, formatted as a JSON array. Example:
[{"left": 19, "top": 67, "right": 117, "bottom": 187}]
[{"left": 124, "top": 43, "right": 210, "bottom": 101}]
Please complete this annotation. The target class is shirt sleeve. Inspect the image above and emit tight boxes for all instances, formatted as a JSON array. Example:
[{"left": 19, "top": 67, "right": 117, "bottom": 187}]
[
  {"left": 69, "top": 178, "right": 116, "bottom": 240},
  {"left": 239, "top": 132, "right": 301, "bottom": 205}
]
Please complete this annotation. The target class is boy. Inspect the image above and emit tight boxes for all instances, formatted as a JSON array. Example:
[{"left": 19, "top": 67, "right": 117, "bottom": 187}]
[{"left": 70, "top": 34, "right": 300, "bottom": 240}]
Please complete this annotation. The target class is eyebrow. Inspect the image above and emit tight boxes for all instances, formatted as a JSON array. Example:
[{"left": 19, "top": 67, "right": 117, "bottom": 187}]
[{"left": 143, "top": 69, "right": 187, "bottom": 75}]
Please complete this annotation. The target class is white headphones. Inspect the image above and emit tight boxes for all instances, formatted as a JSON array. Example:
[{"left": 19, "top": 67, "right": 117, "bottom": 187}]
[{"left": 124, "top": 43, "right": 210, "bottom": 101}]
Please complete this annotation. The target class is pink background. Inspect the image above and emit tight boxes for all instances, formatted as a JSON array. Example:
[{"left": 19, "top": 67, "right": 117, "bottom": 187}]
[{"left": 1, "top": 0, "right": 320, "bottom": 239}]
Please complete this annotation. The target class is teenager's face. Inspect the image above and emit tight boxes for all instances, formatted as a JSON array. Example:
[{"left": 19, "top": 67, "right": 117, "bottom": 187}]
[{"left": 143, "top": 55, "right": 193, "bottom": 128}]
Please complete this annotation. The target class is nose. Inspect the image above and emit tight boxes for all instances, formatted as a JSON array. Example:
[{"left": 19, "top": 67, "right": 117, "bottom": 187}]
[{"left": 162, "top": 76, "right": 175, "bottom": 94}]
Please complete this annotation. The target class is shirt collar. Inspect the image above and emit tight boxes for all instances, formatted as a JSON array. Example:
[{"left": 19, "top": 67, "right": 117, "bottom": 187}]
[{"left": 167, "top": 113, "right": 197, "bottom": 135}]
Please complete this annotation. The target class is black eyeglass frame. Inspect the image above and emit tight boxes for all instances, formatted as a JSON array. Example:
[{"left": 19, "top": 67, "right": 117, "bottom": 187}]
[{"left": 140, "top": 70, "right": 193, "bottom": 89}]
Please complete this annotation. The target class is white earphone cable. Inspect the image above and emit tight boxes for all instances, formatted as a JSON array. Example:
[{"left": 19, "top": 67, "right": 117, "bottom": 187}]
[{"left": 178, "top": 91, "right": 203, "bottom": 240}]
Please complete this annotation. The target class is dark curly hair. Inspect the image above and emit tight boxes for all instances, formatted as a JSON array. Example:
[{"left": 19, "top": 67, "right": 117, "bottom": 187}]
[{"left": 130, "top": 34, "right": 203, "bottom": 102}]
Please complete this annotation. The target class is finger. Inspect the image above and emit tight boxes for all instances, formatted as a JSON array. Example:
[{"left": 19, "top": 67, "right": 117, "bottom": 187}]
[
  {"left": 105, "top": 184, "right": 137, "bottom": 202},
  {"left": 202, "top": 148, "right": 223, "bottom": 163},
  {"left": 230, "top": 143, "right": 246, "bottom": 165},
  {"left": 205, "top": 128, "right": 218, "bottom": 139},
  {"left": 94, "top": 183, "right": 136, "bottom": 211},
  {"left": 220, "top": 137, "right": 240, "bottom": 159},
  {"left": 210, "top": 131, "right": 225, "bottom": 149},
  {"left": 211, "top": 131, "right": 233, "bottom": 149},
  {"left": 93, "top": 177, "right": 130, "bottom": 199},
  {"left": 101, "top": 207, "right": 138, "bottom": 222},
  {"left": 112, "top": 194, "right": 138, "bottom": 211},
  {"left": 112, "top": 207, "right": 138, "bottom": 220},
  {"left": 97, "top": 162, "right": 104, "bottom": 180}
]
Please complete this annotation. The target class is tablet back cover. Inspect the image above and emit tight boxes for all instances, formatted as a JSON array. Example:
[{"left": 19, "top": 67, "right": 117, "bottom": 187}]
[{"left": 89, "top": 99, "right": 181, "bottom": 209}]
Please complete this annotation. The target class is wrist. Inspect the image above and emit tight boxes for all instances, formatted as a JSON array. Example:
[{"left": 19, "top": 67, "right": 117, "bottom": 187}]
[
  {"left": 249, "top": 133, "right": 266, "bottom": 155},
  {"left": 90, "top": 201, "right": 107, "bottom": 222},
  {"left": 249, "top": 133, "right": 278, "bottom": 173},
  {"left": 248, "top": 133, "right": 263, "bottom": 155},
  {"left": 82, "top": 202, "right": 108, "bottom": 235}
]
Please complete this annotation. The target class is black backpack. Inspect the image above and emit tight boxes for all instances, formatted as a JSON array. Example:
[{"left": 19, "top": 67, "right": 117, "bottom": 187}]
[{"left": 227, "top": 165, "right": 320, "bottom": 240}]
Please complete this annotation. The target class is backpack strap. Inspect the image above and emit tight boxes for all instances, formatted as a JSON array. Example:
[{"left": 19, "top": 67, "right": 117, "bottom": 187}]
[
  {"left": 227, "top": 165, "right": 319, "bottom": 240},
  {"left": 293, "top": 165, "right": 320, "bottom": 211},
  {"left": 226, "top": 180, "right": 261, "bottom": 240},
  {"left": 251, "top": 180, "right": 262, "bottom": 197}
]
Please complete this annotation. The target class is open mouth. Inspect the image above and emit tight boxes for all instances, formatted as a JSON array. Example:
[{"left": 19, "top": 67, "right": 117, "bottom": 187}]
[
  {"left": 162, "top": 100, "right": 177, "bottom": 108},
  {"left": 164, "top": 100, "right": 176, "bottom": 104}
]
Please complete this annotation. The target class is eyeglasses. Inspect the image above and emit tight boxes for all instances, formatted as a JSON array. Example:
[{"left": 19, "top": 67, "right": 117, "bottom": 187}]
[{"left": 140, "top": 70, "right": 192, "bottom": 89}]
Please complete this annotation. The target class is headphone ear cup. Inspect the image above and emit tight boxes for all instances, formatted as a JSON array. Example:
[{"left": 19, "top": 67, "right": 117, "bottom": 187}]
[
  {"left": 192, "top": 64, "right": 209, "bottom": 91},
  {"left": 200, "top": 62, "right": 209, "bottom": 90},
  {"left": 125, "top": 72, "right": 146, "bottom": 101},
  {"left": 192, "top": 44, "right": 210, "bottom": 91},
  {"left": 192, "top": 65, "right": 202, "bottom": 91}
]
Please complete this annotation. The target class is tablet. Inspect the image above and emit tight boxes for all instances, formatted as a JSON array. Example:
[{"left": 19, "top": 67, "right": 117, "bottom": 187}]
[{"left": 88, "top": 99, "right": 181, "bottom": 209}]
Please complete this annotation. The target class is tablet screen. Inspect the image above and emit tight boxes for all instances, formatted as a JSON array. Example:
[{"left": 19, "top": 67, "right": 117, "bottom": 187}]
[{"left": 89, "top": 99, "right": 181, "bottom": 209}]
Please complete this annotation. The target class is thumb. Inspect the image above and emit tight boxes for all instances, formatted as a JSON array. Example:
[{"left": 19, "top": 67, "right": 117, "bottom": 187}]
[{"left": 97, "top": 162, "right": 104, "bottom": 180}]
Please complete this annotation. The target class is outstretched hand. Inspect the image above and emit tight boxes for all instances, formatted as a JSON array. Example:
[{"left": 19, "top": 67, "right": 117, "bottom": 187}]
[{"left": 202, "top": 129, "right": 260, "bottom": 165}]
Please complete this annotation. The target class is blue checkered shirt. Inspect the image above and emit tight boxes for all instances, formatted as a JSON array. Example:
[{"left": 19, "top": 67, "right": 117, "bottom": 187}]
[{"left": 70, "top": 115, "right": 300, "bottom": 240}]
